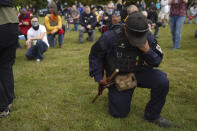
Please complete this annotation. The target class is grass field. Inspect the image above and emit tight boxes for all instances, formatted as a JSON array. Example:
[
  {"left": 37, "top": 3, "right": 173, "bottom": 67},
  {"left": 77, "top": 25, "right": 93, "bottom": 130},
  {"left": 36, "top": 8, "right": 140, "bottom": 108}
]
[{"left": 0, "top": 19, "right": 197, "bottom": 131}]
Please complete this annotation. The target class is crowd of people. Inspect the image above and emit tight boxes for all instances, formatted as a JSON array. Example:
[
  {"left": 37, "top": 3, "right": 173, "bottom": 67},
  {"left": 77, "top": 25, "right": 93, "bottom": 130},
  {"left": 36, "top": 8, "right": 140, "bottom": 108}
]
[
  {"left": 1, "top": 0, "right": 197, "bottom": 129},
  {"left": 15, "top": 0, "right": 197, "bottom": 53}
]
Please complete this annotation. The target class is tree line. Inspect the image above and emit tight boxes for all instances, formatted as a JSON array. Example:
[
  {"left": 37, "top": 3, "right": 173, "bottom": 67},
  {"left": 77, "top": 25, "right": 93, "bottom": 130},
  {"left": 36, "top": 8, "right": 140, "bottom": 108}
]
[{"left": 13, "top": 0, "right": 158, "bottom": 9}]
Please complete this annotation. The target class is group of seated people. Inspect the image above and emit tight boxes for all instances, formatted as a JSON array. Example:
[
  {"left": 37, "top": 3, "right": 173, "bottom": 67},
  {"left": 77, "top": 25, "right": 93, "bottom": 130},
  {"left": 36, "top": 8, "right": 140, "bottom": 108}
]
[
  {"left": 18, "top": 2, "right": 165, "bottom": 63},
  {"left": 18, "top": 3, "right": 66, "bottom": 62},
  {"left": 18, "top": 3, "right": 103, "bottom": 62}
]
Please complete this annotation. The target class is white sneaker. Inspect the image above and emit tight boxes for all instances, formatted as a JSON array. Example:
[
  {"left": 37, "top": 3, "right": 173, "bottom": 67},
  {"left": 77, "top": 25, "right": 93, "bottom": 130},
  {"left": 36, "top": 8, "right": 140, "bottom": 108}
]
[
  {"left": 36, "top": 59, "right": 41, "bottom": 62},
  {"left": 8, "top": 104, "right": 12, "bottom": 110},
  {"left": 0, "top": 109, "right": 10, "bottom": 118}
]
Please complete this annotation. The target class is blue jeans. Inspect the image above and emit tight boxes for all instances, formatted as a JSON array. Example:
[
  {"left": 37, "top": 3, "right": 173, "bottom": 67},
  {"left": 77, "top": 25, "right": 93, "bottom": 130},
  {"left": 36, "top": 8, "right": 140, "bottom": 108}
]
[
  {"left": 170, "top": 16, "right": 185, "bottom": 49},
  {"left": 48, "top": 33, "right": 63, "bottom": 47},
  {"left": 66, "top": 19, "right": 70, "bottom": 31},
  {"left": 26, "top": 40, "right": 48, "bottom": 60},
  {"left": 73, "top": 21, "right": 78, "bottom": 31},
  {"left": 195, "top": 15, "right": 197, "bottom": 24}
]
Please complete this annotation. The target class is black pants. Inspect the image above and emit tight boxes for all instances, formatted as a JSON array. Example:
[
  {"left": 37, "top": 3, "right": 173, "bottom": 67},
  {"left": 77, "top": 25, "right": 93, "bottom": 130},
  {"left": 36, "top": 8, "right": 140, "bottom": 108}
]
[
  {"left": 154, "top": 22, "right": 162, "bottom": 37},
  {"left": 26, "top": 40, "right": 48, "bottom": 60},
  {"left": 0, "top": 24, "right": 18, "bottom": 111},
  {"left": 108, "top": 68, "right": 169, "bottom": 120}
]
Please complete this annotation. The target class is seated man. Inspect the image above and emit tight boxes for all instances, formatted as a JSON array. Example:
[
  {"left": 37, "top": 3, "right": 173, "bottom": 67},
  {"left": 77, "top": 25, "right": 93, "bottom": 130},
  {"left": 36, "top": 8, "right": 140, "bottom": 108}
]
[
  {"left": 148, "top": 7, "right": 162, "bottom": 38},
  {"left": 79, "top": 6, "right": 97, "bottom": 43},
  {"left": 188, "top": 2, "right": 197, "bottom": 24},
  {"left": 70, "top": 5, "right": 80, "bottom": 31},
  {"left": 45, "top": 3, "right": 64, "bottom": 48},
  {"left": 26, "top": 16, "right": 49, "bottom": 62},
  {"left": 18, "top": 8, "right": 32, "bottom": 39}
]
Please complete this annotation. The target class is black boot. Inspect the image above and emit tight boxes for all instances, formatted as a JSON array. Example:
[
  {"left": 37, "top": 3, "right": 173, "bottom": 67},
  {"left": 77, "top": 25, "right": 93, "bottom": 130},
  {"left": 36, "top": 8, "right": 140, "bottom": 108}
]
[{"left": 145, "top": 116, "right": 172, "bottom": 128}]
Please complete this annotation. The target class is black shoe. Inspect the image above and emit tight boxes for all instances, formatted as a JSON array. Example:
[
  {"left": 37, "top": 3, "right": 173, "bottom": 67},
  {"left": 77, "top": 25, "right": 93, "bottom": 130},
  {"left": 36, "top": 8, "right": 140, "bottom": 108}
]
[{"left": 145, "top": 116, "right": 172, "bottom": 128}]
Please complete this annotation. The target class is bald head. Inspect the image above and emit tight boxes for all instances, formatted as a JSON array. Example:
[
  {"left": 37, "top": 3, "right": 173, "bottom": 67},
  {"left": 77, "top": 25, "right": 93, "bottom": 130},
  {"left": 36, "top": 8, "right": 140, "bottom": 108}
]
[
  {"left": 141, "top": 11, "right": 148, "bottom": 17},
  {"left": 127, "top": 5, "right": 139, "bottom": 15}
]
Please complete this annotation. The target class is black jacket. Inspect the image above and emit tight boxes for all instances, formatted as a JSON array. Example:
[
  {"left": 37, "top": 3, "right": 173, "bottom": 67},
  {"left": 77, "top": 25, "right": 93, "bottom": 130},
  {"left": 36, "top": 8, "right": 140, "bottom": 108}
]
[
  {"left": 89, "top": 26, "right": 163, "bottom": 82},
  {"left": 79, "top": 12, "right": 97, "bottom": 29}
]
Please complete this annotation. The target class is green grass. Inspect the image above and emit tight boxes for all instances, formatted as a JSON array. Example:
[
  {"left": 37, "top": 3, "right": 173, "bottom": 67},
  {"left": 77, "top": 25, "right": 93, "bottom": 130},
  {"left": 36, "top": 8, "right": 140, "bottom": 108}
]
[{"left": 0, "top": 19, "right": 197, "bottom": 130}]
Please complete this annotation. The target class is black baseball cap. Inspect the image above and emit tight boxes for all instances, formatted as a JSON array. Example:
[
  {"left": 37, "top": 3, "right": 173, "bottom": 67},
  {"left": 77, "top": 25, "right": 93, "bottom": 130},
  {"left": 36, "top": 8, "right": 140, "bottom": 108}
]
[{"left": 125, "top": 12, "right": 149, "bottom": 47}]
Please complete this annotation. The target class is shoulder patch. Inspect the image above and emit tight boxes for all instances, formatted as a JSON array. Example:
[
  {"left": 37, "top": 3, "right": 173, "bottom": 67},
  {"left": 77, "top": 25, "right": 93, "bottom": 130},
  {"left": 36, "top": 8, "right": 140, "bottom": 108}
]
[{"left": 156, "top": 44, "right": 163, "bottom": 54}]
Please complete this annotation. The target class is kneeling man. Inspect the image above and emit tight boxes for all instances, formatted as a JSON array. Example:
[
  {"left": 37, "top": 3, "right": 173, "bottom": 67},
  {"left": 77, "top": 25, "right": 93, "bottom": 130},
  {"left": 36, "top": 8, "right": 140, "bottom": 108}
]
[{"left": 26, "top": 16, "right": 49, "bottom": 62}]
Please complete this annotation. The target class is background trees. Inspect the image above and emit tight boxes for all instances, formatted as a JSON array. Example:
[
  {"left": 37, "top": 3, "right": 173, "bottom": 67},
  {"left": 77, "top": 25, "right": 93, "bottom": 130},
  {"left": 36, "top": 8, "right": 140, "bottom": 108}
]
[
  {"left": 13, "top": 0, "right": 157, "bottom": 9},
  {"left": 13, "top": 0, "right": 48, "bottom": 9}
]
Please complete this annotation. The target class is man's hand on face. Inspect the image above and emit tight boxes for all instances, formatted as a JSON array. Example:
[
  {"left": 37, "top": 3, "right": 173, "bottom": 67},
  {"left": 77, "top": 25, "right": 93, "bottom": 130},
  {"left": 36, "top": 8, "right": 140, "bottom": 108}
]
[{"left": 137, "top": 40, "right": 150, "bottom": 53}]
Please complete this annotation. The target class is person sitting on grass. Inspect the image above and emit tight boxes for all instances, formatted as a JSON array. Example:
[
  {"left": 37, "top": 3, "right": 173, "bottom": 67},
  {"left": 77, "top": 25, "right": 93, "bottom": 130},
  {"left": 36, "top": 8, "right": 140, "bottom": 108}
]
[
  {"left": 25, "top": 16, "right": 49, "bottom": 62},
  {"left": 70, "top": 5, "right": 80, "bottom": 31},
  {"left": 18, "top": 8, "right": 32, "bottom": 39},
  {"left": 79, "top": 6, "right": 97, "bottom": 43},
  {"left": 148, "top": 7, "right": 163, "bottom": 38},
  {"left": 18, "top": 8, "right": 32, "bottom": 49},
  {"left": 188, "top": 2, "right": 197, "bottom": 24},
  {"left": 44, "top": 3, "right": 64, "bottom": 48}
]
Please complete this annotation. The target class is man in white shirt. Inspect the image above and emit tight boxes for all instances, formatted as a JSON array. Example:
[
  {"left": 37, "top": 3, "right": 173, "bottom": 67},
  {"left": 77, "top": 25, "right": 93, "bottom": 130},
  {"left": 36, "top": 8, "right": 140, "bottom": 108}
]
[
  {"left": 26, "top": 16, "right": 49, "bottom": 62},
  {"left": 188, "top": 2, "right": 197, "bottom": 24}
]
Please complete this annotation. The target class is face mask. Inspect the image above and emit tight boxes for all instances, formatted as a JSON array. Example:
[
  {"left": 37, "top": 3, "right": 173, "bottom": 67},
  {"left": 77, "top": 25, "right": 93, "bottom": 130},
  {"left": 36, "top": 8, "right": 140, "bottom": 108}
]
[
  {"left": 31, "top": 20, "right": 39, "bottom": 30},
  {"left": 32, "top": 25, "right": 39, "bottom": 30}
]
